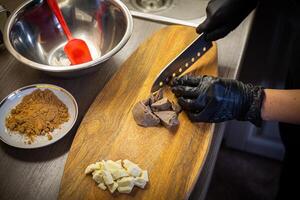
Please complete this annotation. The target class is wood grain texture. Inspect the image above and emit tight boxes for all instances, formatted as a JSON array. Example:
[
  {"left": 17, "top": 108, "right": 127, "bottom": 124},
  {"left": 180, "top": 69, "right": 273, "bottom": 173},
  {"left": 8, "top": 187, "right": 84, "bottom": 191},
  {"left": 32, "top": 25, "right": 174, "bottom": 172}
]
[{"left": 59, "top": 25, "right": 218, "bottom": 200}]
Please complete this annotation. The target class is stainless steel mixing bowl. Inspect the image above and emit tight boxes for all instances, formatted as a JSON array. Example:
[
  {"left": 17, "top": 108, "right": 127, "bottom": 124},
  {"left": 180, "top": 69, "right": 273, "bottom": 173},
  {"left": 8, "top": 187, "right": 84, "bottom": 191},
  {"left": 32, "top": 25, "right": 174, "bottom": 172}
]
[{"left": 3, "top": 0, "right": 133, "bottom": 76}]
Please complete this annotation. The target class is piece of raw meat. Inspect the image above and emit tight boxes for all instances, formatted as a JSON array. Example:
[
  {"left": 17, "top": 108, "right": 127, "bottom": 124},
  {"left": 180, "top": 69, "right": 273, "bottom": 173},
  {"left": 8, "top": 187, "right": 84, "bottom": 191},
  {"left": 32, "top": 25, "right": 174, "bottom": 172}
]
[
  {"left": 171, "top": 101, "right": 182, "bottom": 114},
  {"left": 154, "top": 111, "right": 179, "bottom": 128},
  {"left": 151, "top": 98, "right": 172, "bottom": 111},
  {"left": 149, "top": 89, "right": 163, "bottom": 104},
  {"left": 132, "top": 101, "right": 160, "bottom": 127}
]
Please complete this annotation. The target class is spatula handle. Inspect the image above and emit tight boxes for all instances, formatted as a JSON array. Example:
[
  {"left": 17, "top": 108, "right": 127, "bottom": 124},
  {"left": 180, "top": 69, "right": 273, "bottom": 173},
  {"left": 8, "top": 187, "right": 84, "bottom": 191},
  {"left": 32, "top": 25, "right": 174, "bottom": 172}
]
[{"left": 47, "top": 0, "right": 73, "bottom": 41}]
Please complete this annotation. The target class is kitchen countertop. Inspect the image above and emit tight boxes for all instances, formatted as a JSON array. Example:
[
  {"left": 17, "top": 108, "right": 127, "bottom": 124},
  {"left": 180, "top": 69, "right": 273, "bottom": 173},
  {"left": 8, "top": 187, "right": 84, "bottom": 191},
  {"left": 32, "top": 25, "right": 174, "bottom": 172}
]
[{"left": 0, "top": 1, "right": 254, "bottom": 199}]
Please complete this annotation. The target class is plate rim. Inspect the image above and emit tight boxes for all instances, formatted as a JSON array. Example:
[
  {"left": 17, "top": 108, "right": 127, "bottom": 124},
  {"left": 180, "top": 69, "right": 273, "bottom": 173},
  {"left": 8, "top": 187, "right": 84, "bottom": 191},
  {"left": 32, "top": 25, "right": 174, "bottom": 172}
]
[{"left": 0, "top": 83, "right": 78, "bottom": 149}]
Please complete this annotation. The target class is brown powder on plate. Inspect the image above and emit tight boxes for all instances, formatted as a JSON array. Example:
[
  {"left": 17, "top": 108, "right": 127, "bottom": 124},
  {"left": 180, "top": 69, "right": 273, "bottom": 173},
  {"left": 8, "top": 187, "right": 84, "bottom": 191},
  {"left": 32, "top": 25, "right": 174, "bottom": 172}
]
[{"left": 5, "top": 89, "right": 69, "bottom": 143}]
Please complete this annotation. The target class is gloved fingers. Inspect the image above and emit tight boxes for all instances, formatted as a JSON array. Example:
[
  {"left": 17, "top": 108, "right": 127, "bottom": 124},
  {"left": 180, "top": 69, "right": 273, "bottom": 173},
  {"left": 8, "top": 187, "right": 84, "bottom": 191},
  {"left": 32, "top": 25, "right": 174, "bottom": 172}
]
[
  {"left": 196, "top": 18, "right": 221, "bottom": 42},
  {"left": 187, "top": 111, "right": 205, "bottom": 122},
  {"left": 196, "top": 17, "right": 212, "bottom": 34},
  {"left": 178, "top": 97, "right": 206, "bottom": 112},
  {"left": 172, "top": 75, "right": 204, "bottom": 87},
  {"left": 172, "top": 86, "right": 199, "bottom": 98},
  {"left": 205, "top": 25, "right": 232, "bottom": 41},
  {"left": 196, "top": 1, "right": 219, "bottom": 35}
]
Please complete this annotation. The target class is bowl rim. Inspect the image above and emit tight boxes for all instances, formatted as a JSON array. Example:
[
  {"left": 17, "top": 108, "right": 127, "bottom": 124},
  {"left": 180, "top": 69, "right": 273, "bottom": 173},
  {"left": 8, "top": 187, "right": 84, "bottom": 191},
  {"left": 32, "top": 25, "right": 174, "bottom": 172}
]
[{"left": 3, "top": 0, "right": 133, "bottom": 72}]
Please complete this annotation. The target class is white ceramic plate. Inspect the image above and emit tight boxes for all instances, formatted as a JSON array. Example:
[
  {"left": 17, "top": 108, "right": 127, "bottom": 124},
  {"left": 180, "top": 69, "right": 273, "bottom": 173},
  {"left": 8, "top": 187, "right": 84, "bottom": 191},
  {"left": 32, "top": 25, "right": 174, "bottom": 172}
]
[{"left": 0, "top": 84, "right": 78, "bottom": 149}]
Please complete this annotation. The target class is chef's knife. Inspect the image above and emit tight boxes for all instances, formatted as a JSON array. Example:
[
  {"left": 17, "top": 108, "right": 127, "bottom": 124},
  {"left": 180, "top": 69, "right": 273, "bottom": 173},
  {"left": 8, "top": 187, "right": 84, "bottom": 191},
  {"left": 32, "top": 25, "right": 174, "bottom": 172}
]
[{"left": 151, "top": 33, "right": 212, "bottom": 93}]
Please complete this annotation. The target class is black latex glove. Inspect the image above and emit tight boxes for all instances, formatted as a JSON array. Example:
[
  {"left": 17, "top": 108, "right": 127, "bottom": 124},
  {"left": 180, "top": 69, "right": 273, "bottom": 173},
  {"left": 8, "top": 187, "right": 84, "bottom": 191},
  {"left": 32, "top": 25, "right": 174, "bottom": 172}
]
[
  {"left": 197, "top": 0, "right": 258, "bottom": 41},
  {"left": 172, "top": 75, "right": 265, "bottom": 126}
]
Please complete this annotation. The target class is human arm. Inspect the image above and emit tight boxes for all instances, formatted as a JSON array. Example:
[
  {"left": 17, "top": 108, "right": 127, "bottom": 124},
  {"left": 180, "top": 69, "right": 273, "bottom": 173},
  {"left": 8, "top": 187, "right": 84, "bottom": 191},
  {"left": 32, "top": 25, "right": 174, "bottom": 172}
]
[
  {"left": 171, "top": 75, "right": 300, "bottom": 126},
  {"left": 261, "top": 89, "right": 300, "bottom": 124}
]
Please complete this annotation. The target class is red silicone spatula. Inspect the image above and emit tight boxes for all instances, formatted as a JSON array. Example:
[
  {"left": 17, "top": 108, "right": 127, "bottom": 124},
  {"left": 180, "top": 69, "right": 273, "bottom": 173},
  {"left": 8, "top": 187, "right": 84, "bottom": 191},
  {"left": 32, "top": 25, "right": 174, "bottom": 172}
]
[{"left": 47, "top": 0, "right": 92, "bottom": 65}]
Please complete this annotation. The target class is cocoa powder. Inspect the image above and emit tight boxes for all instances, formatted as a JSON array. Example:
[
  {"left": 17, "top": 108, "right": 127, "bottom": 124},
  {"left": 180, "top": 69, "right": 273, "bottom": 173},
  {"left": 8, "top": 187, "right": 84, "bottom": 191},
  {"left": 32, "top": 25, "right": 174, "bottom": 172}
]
[{"left": 5, "top": 89, "right": 69, "bottom": 143}]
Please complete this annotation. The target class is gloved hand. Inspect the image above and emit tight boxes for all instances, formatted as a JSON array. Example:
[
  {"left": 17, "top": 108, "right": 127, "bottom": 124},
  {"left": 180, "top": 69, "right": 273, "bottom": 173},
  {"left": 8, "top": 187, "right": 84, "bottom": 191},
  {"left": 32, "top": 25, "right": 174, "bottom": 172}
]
[
  {"left": 171, "top": 75, "right": 265, "bottom": 126},
  {"left": 197, "top": 0, "right": 258, "bottom": 41}
]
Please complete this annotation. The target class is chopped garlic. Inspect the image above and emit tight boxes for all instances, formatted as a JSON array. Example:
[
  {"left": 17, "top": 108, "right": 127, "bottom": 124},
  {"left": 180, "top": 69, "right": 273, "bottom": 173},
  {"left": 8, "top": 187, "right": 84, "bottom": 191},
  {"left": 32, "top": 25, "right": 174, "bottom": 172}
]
[
  {"left": 117, "top": 185, "right": 134, "bottom": 194},
  {"left": 85, "top": 162, "right": 103, "bottom": 174},
  {"left": 102, "top": 170, "right": 114, "bottom": 185},
  {"left": 123, "top": 159, "right": 142, "bottom": 177},
  {"left": 133, "top": 170, "right": 148, "bottom": 189},
  {"left": 134, "top": 177, "right": 147, "bottom": 189},
  {"left": 85, "top": 159, "right": 149, "bottom": 195},
  {"left": 107, "top": 181, "right": 118, "bottom": 194},
  {"left": 104, "top": 160, "right": 123, "bottom": 170},
  {"left": 115, "top": 160, "right": 122, "bottom": 166},
  {"left": 141, "top": 170, "right": 149, "bottom": 182},
  {"left": 92, "top": 170, "right": 104, "bottom": 184},
  {"left": 98, "top": 183, "right": 107, "bottom": 190},
  {"left": 134, "top": 179, "right": 146, "bottom": 188},
  {"left": 111, "top": 168, "right": 129, "bottom": 180},
  {"left": 117, "top": 177, "right": 134, "bottom": 188},
  {"left": 123, "top": 159, "right": 135, "bottom": 167}
]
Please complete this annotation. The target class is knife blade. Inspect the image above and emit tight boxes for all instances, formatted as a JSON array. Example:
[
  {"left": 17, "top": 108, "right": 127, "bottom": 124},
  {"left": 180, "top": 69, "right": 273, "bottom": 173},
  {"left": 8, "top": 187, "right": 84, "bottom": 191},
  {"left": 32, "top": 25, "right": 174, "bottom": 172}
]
[{"left": 151, "top": 33, "right": 212, "bottom": 93}]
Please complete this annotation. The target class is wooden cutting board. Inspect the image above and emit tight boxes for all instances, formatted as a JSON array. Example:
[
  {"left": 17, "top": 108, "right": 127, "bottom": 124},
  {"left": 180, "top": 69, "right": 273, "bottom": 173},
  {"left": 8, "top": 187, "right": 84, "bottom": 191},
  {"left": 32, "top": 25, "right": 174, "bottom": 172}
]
[{"left": 59, "top": 25, "right": 218, "bottom": 200}]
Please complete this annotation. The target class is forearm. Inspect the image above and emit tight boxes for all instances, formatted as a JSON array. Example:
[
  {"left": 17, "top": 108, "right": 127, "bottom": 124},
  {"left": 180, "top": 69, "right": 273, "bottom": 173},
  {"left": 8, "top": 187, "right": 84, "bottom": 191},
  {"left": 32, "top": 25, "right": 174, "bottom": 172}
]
[{"left": 261, "top": 89, "right": 300, "bottom": 124}]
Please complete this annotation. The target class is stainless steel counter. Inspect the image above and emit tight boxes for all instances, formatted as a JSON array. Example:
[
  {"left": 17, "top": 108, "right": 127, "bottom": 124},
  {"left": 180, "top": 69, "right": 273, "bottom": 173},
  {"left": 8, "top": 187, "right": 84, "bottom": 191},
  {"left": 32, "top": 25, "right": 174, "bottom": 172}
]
[{"left": 0, "top": 1, "right": 254, "bottom": 199}]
